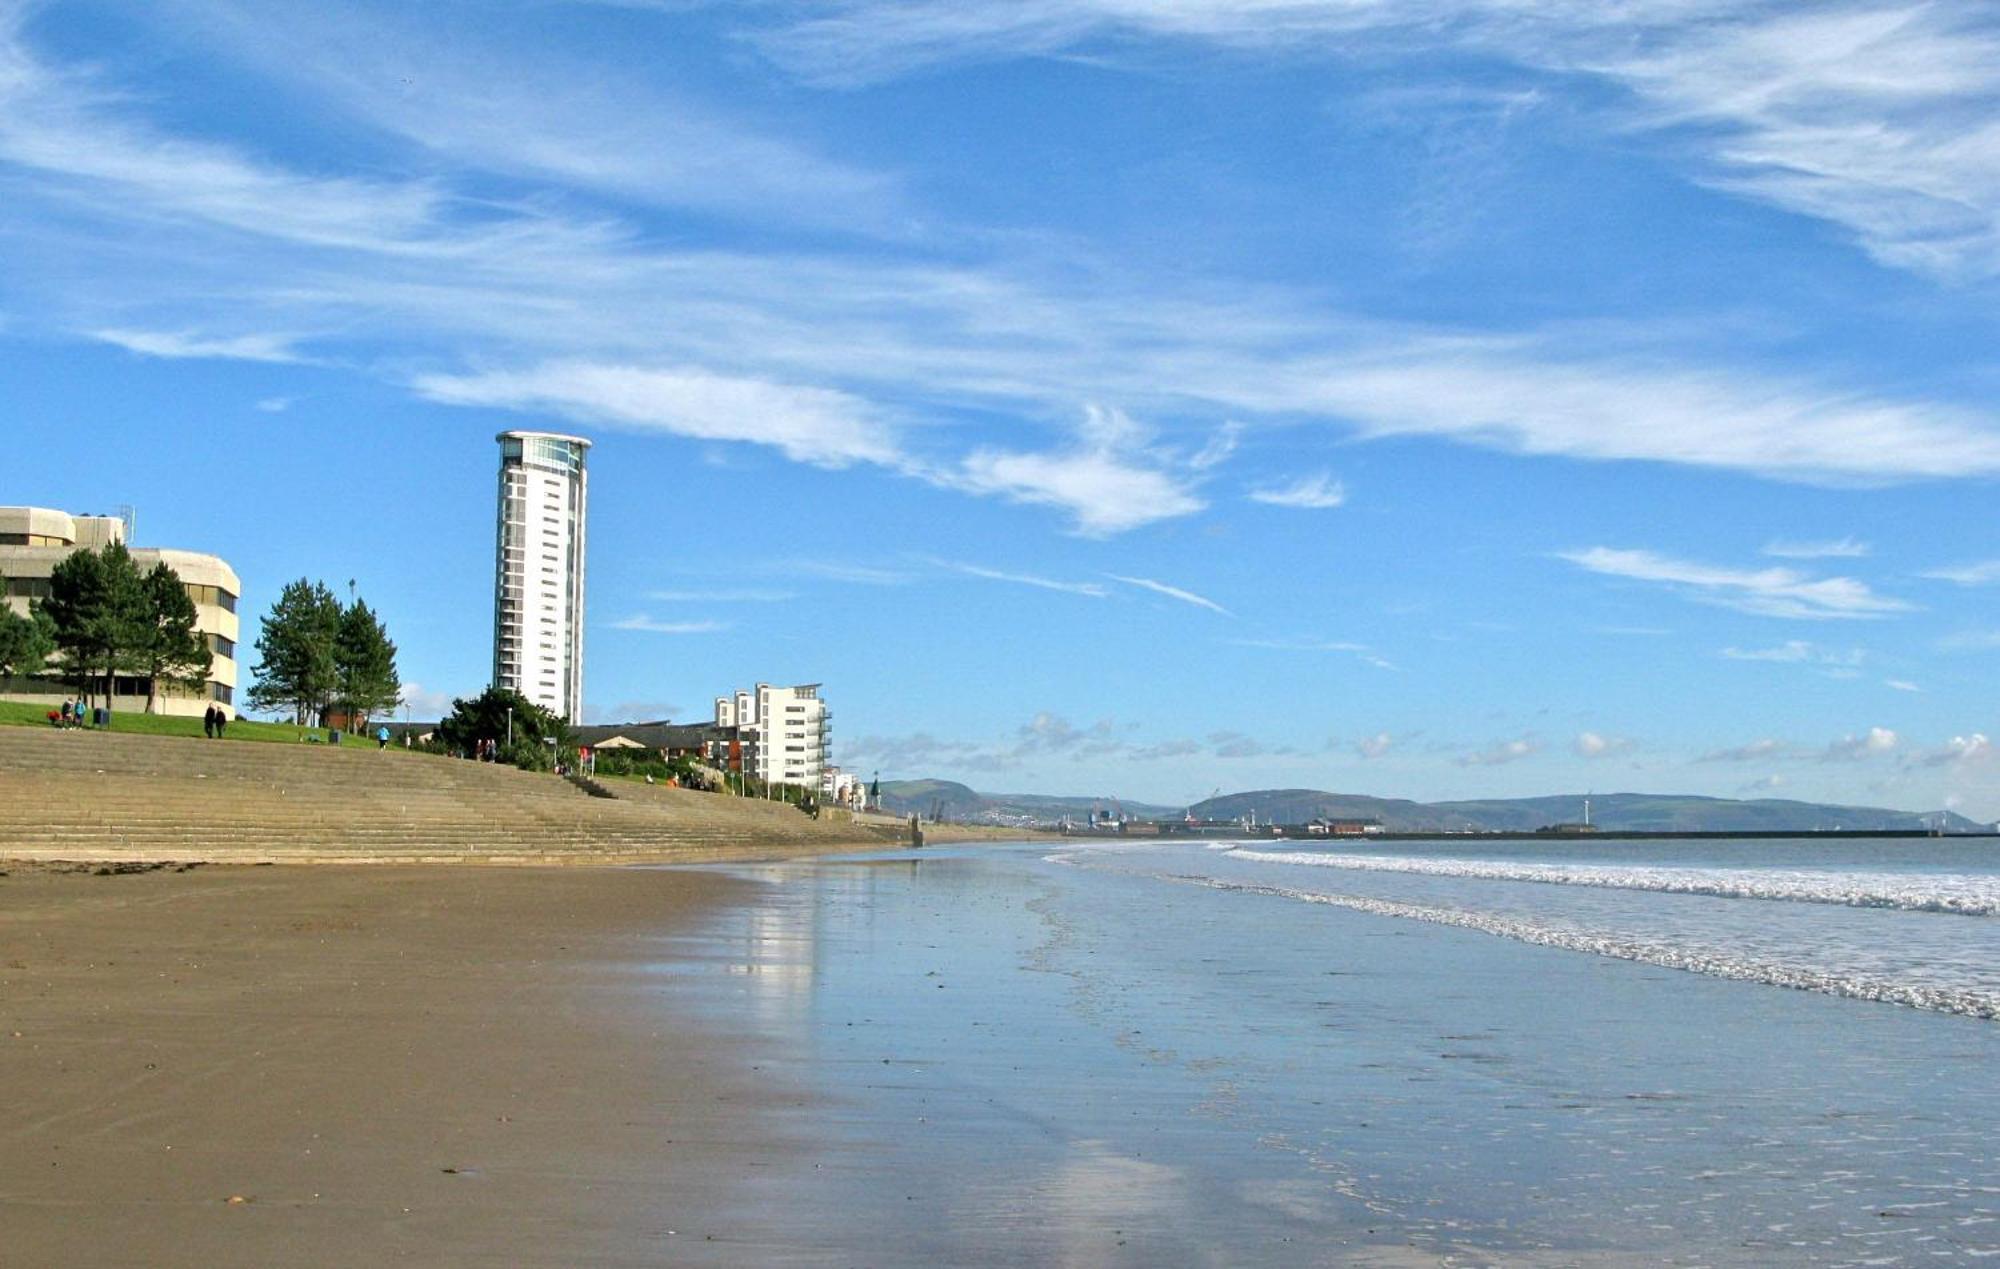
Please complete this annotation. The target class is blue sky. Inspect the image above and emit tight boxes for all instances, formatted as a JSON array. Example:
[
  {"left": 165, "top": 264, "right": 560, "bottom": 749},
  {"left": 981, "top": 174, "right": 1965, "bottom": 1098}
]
[{"left": 3, "top": 0, "right": 1998, "bottom": 817}]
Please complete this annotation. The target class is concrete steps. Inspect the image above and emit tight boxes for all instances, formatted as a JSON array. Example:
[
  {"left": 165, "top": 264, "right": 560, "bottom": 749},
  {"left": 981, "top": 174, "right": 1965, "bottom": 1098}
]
[{"left": 0, "top": 727, "right": 904, "bottom": 863}]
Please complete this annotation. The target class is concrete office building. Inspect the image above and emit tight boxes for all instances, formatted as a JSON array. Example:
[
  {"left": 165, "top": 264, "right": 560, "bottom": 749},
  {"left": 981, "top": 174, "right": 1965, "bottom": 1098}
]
[
  {"left": 0, "top": 506, "right": 241, "bottom": 717},
  {"left": 715, "top": 682, "right": 831, "bottom": 792},
  {"left": 493, "top": 431, "right": 590, "bottom": 721}
]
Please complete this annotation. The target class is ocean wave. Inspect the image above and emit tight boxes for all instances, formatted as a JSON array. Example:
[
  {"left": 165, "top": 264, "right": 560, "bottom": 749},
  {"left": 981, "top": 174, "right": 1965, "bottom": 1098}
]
[
  {"left": 1171, "top": 874, "right": 2000, "bottom": 1020},
  {"left": 1225, "top": 848, "right": 2000, "bottom": 917}
]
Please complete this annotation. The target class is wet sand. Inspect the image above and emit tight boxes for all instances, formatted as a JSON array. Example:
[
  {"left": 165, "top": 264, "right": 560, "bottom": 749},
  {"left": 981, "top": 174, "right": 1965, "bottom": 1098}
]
[{"left": 0, "top": 865, "right": 823, "bottom": 1267}]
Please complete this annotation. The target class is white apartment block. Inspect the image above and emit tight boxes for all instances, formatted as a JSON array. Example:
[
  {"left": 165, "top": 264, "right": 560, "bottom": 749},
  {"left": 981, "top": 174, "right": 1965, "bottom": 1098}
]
[
  {"left": 493, "top": 431, "right": 590, "bottom": 721},
  {"left": 715, "top": 682, "right": 831, "bottom": 791}
]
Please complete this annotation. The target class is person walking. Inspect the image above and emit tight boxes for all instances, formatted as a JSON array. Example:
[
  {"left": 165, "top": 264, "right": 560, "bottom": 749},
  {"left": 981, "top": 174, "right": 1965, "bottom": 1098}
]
[
  {"left": 203, "top": 705, "right": 215, "bottom": 739},
  {"left": 376, "top": 724, "right": 390, "bottom": 750},
  {"left": 60, "top": 699, "right": 73, "bottom": 730}
]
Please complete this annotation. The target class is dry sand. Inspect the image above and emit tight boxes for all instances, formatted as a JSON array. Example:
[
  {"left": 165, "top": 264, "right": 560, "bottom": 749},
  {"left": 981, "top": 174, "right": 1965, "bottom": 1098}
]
[{"left": 0, "top": 864, "right": 818, "bottom": 1267}]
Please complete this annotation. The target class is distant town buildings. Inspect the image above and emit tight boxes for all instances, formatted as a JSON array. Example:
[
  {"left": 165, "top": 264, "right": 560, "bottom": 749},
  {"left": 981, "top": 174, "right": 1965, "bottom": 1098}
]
[
  {"left": 493, "top": 431, "right": 589, "bottom": 722},
  {"left": 0, "top": 506, "right": 241, "bottom": 716},
  {"left": 716, "top": 682, "right": 831, "bottom": 793}
]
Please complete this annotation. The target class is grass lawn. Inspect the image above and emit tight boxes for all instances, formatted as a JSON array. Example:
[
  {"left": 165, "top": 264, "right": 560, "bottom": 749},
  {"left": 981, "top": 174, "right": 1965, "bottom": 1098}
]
[{"left": 0, "top": 699, "right": 392, "bottom": 746}]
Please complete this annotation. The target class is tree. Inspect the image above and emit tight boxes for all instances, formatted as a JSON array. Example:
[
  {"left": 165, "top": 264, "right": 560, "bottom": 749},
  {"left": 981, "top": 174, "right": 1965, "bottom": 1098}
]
[
  {"left": 135, "top": 562, "right": 213, "bottom": 714},
  {"left": 333, "top": 598, "right": 401, "bottom": 728},
  {"left": 247, "top": 578, "right": 341, "bottom": 725},
  {"left": 434, "top": 686, "right": 572, "bottom": 771},
  {"left": 0, "top": 605, "right": 55, "bottom": 681},
  {"left": 40, "top": 542, "right": 147, "bottom": 709}
]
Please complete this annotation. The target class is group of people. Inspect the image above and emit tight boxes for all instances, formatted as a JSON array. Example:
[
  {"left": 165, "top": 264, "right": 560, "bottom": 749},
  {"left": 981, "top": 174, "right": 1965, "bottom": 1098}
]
[
  {"left": 202, "top": 704, "right": 230, "bottom": 739},
  {"left": 54, "top": 699, "right": 91, "bottom": 729}
]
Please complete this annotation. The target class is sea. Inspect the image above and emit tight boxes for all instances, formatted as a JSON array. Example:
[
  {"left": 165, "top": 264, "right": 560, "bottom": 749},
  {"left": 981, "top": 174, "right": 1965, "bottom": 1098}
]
[{"left": 662, "top": 835, "right": 2000, "bottom": 1266}]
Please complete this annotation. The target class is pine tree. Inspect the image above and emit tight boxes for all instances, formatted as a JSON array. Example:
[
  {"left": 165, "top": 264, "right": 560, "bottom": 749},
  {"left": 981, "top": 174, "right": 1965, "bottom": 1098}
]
[
  {"left": 333, "top": 597, "right": 401, "bottom": 728},
  {"left": 0, "top": 606, "right": 55, "bottom": 681},
  {"left": 135, "top": 561, "right": 214, "bottom": 713},
  {"left": 247, "top": 578, "right": 342, "bottom": 725},
  {"left": 41, "top": 542, "right": 148, "bottom": 709}
]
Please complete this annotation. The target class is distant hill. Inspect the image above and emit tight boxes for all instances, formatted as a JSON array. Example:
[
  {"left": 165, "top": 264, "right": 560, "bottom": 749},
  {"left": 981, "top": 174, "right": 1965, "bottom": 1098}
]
[
  {"left": 874, "top": 780, "right": 1176, "bottom": 826},
  {"left": 1189, "top": 789, "right": 1985, "bottom": 834},
  {"left": 874, "top": 779, "right": 1984, "bottom": 833}
]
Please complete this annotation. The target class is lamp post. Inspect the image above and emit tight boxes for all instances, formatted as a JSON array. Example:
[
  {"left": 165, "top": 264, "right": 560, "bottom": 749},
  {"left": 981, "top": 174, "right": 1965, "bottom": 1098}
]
[{"left": 506, "top": 706, "right": 513, "bottom": 751}]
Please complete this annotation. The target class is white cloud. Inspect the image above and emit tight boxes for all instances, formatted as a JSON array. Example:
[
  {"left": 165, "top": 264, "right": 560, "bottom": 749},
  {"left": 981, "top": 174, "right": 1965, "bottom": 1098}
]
[
  {"left": 954, "top": 405, "right": 1206, "bottom": 536},
  {"left": 414, "top": 361, "right": 902, "bottom": 469},
  {"left": 1885, "top": 678, "right": 1922, "bottom": 692},
  {"left": 92, "top": 328, "right": 303, "bottom": 363},
  {"left": 608, "top": 616, "right": 728, "bottom": 634},
  {"left": 1698, "top": 738, "right": 1786, "bottom": 763},
  {"left": 647, "top": 588, "right": 797, "bottom": 603},
  {"left": 935, "top": 559, "right": 1108, "bottom": 597},
  {"left": 749, "top": 1, "right": 2000, "bottom": 280},
  {"left": 1459, "top": 736, "right": 1539, "bottom": 766},
  {"left": 1248, "top": 472, "right": 1346, "bottom": 510},
  {"left": 1560, "top": 547, "right": 1911, "bottom": 620},
  {"left": 1308, "top": 349, "right": 2000, "bottom": 483},
  {"left": 1939, "top": 629, "right": 2000, "bottom": 653},
  {"left": 1823, "top": 726, "right": 1898, "bottom": 761},
  {"left": 1720, "top": 640, "right": 1864, "bottom": 666},
  {"left": 255, "top": 395, "right": 295, "bottom": 413},
  {"left": 1355, "top": 731, "right": 1393, "bottom": 759},
  {"left": 1763, "top": 536, "right": 1870, "bottom": 559},
  {"left": 396, "top": 682, "right": 457, "bottom": 719},
  {"left": 1106, "top": 573, "right": 1230, "bottom": 616},
  {"left": 1573, "top": 731, "right": 1632, "bottom": 758},
  {"left": 1186, "top": 420, "right": 1243, "bottom": 470},
  {"left": 1232, "top": 636, "right": 1395, "bottom": 670},
  {"left": 1912, "top": 733, "right": 1992, "bottom": 769},
  {"left": 1921, "top": 560, "right": 2000, "bottom": 586}
]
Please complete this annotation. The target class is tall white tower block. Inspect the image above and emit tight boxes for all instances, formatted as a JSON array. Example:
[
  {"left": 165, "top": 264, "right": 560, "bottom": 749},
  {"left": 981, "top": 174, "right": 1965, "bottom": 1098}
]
[{"left": 493, "top": 431, "right": 590, "bottom": 721}]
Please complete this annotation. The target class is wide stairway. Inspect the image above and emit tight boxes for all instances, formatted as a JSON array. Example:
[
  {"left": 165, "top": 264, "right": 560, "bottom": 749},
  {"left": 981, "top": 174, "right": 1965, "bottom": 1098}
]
[{"left": 0, "top": 728, "right": 906, "bottom": 864}]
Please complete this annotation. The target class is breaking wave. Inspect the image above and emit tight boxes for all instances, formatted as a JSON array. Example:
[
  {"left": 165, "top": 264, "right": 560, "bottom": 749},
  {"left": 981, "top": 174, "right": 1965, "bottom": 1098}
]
[
  {"left": 1225, "top": 848, "right": 2000, "bottom": 917},
  {"left": 1172, "top": 874, "right": 2000, "bottom": 1020}
]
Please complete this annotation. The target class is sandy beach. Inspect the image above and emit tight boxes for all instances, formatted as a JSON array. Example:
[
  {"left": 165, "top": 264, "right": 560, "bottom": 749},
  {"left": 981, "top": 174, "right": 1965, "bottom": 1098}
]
[{"left": 0, "top": 864, "right": 827, "bottom": 1267}]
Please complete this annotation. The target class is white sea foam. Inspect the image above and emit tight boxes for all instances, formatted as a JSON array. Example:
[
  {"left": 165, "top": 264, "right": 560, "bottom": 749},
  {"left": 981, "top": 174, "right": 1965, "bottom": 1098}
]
[
  {"left": 1171, "top": 874, "right": 2000, "bottom": 1020},
  {"left": 1226, "top": 848, "right": 2000, "bottom": 917}
]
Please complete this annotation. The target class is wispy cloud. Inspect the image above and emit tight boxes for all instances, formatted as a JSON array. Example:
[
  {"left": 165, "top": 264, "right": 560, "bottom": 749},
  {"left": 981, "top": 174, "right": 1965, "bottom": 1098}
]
[
  {"left": 1232, "top": 636, "right": 1394, "bottom": 670},
  {"left": 1459, "top": 736, "right": 1539, "bottom": 766},
  {"left": 609, "top": 616, "right": 728, "bottom": 634},
  {"left": 778, "top": 560, "right": 913, "bottom": 586},
  {"left": 1107, "top": 573, "right": 1231, "bottom": 616},
  {"left": 1921, "top": 560, "right": 2000, "bottom": 586},
  {"left": 254, "top": 395, "right": 295, "bottom": 413},
  {"left": 935, "top": 559, "right": 1108, "bottom": 597},
  {"left": 1698, "top": 738, "right": 1787, "bottom": 763},
  {"left": 1248, "top": 472, "right": 1346, "bottom": 510},
  {"left": 1573, "top": 731, "right": 1632, "bottom": 758},
  {"left": 748, "top": 1, "right": 2000, "bottom": 280},
  {"left": 1355, "top": 731, "right": 1394, "bottom": 759},
  {"left": 1823, "top": 726, "right": 1899, "bottom": 761},
  {"left": 415, "top": 362, "right": 903, "bottom": 469},
  {"left": 1720, "top": 641, "right": 1864, "bottom": 667},
  {"left": 1763, "top": 536, "right": 1870, "bottom": 559},
  {"left": 953, "top": 406, "right": 1206, "bottom": 536},
  {"left": 647, "top": 588, "right": 797, "bottom": 603},
  {"left": 1939, "top": 629, "right": 2000, "bottom": 653},
  {"left": 1885, "top": 678, "right": 1923, "bottom": 692},
  {"left": 92, "top": 328, "right": 304, "bottom": 363},
  {"left": 1560, "top": 547, "right": 1912, "bottom": 620},
  {"left": 1914, "top": 733, "right": 1993, "bottom": 769}
]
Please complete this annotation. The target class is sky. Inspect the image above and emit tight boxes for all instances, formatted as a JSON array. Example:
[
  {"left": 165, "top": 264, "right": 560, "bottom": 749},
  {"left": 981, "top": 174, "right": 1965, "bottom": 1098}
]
[{"left": 2, "top": 0, "right": 1998, "bottom": 818}]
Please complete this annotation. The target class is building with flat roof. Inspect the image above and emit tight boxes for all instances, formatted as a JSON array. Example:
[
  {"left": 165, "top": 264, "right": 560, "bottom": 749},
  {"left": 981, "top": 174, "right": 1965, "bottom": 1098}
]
[
  {"left": 0, "top": 506, "right": 241, "bottom": 717},
  {"left": 715, "top": 682, "right": 831, "bottom": 792},
  {"left": 493, "top": 431, "right": 590, "bottom": 722}
]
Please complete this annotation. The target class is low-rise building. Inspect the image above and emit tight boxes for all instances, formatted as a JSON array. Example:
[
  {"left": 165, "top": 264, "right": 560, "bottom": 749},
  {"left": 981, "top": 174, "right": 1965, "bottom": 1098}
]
[{"left": 0, "top": 506, "right": 241, "bottom": 717}]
